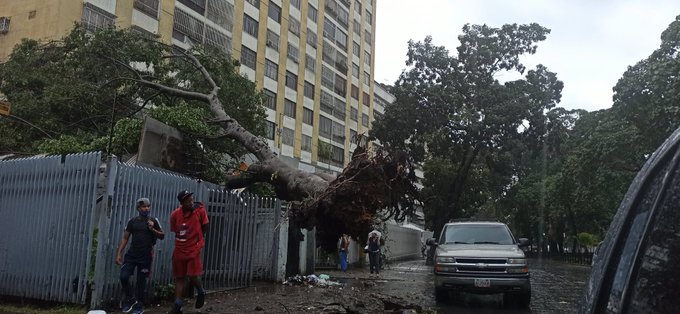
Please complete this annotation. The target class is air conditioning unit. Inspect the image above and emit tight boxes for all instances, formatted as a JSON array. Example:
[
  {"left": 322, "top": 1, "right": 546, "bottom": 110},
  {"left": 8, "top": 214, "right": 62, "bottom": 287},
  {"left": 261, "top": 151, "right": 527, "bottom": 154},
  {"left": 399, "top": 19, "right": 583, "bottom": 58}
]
[
  {"left": 0, "top": 17, "right": 10, "bottom": 34},
  {"left": 266, "top": 40, "right": 274, "bottom": 47}
]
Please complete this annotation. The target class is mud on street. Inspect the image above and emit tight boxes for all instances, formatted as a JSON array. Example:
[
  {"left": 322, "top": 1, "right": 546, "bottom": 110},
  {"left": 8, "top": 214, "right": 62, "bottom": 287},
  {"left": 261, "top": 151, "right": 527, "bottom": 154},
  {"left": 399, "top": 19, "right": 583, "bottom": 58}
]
[{"left": 139, "top": 258, "right": 591, "bottom": 314}]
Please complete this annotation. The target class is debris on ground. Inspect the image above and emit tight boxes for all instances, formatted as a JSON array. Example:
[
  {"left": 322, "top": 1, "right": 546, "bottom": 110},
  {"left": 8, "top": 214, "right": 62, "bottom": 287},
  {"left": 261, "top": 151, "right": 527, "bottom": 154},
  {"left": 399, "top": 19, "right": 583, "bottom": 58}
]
[{"left": 283, "top": 274, "right": 342, "bottom": 287}]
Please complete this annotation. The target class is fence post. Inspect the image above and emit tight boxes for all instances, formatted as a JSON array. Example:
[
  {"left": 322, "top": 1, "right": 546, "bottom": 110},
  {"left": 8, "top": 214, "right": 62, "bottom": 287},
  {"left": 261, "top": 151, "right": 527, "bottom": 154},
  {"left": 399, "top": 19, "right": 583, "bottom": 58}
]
[{"left": 90, "top": 156, "right": 119, "bottom": 309}]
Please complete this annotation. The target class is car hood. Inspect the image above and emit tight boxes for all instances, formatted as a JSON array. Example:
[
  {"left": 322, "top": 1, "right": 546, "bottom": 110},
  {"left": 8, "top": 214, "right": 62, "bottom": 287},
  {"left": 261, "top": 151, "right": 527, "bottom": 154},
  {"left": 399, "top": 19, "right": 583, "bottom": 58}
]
[{"left": 436, "top": 244, "right": 526, "bottom": 258}]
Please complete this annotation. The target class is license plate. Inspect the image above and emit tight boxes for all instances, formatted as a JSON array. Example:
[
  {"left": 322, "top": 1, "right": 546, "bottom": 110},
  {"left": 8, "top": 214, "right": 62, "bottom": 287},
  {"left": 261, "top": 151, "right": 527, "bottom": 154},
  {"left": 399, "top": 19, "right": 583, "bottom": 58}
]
[{"left": 474, "top": 279, "right": 490, "bottom": 288}]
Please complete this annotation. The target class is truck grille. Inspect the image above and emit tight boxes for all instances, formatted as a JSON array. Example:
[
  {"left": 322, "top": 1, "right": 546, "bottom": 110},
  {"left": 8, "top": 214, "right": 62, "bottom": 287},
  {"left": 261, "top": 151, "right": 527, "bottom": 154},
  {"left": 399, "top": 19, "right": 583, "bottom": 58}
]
[
  {"left": 456, "top": 258, "right": 506, "bottom": 264},
  {"left": 454, "top": 258, "right": 508, "bottom": 273}
]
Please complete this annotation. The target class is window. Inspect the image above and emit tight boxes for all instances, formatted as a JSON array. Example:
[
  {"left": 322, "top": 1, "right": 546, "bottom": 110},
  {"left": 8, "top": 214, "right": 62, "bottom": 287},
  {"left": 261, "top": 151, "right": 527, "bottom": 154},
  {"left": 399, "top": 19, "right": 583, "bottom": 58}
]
[
  {"left": 308, "top": 5, "right": 318, "bottom": 23},
  {"left": 291, "top": 0, "right": 301, "bottom": 9},
  {"left": 263, "top": 89, "right": 276, "bottom": 110},
  {"left": 353, "top": 19, "right": 360, "bottom": 35},
  {"left": 364, "top": 71, "right": 370, "bottom": 85},
  {"left": 350, "top": 107, "right": 358, "bottom": 121},
  {"left": 303, "top": 108, "right": 314, "bottom": 125},
  {"left": 265, "top": 121, "right": 276, "bottom": 139},
  {"left": 335, "top": 29, "right": 348, "bottom": 50},
  {"left": 306, "top": 28, "right": 317, "bottom": 47},
  {"left": 332, "top": 122, "right": 345, "bottom": 143},
  {"left": 353, "top": 42, "right": 360, "bottom": 57},
  {"left": 81, "top": 3, "right": 115, "bottom": 31},
  {"left": 364, "top": 30, "right": 371, "bottom": 44},
  {"left": 362, "top": 113, "right": 369, "bottom": 127},
  {"left": 287, "top": 43, "right": 299, "bottom": 63},
  {"left": 325, "top": 0, "right": 349, "bottom": 28},
  {"left": 352, "top": 63, "right": 359, "bottom": 78},
  {"left": 173, "top": 8, "right": 204, "bottom": 42},
  {"left": 322, "top": 41, "right": 334, "bottom": 65},
  {"left": 331, "top": 145, "right": 344, "bottom": 166},
  {"left": 305, "top": 54, "right": 316, "bottom": 72},
  {"left": 334, "top": 74, "right": 346, "bottom": 97},
  {"left": 204, "top": 26, "right": 231, "bottom": 54},
  {"left": 364, "top": 51, "right": 371, "bottom": 66},
  {"left": 366, "top": 10, "right": 372, "bottom": 25},
  {"left": 354, "top": 0, "right": 362, "bottom": 13},
  {"left": 266, "top": 29, "right": 279, "bottom": 51},
  {"left": 321, "top": 65, "right": 335, "bottom": 90},
  {"left": 351, "top": 85, "right": 359, "bottom": 99},
  {"left": 301, "top": 135, "right": 312, "bottom": 152},
  {"left": 335, "top": 53, "right": 348, "bottom": 73},
  {"left": 178, "top": 0, "right": 206, "bottom": 14},
  {"left": 284, "top": 99, "right": 297, "bottom": 118},
  {"left": 363, "top": 92, "right": 370, "bottom": 106},
  {"left": 265, "top": 59, "right": 278, "bottom": 80},
  {"left": 349, "top": 129, "right": 357, "bottom": 142},
  {"left": 285, "top": 71, "right": 298, "bottom": 90},
  {"left": 240, "top": 46, "right": 257, "bottom": 69},
  {"left": 206, "top": 0, "right": 234, "bottom": 31},
  {"left": 268, "top": 2, "right": 281, "bottom": 23},
  {"left": 304, "top": 81, "right": 315, "bottom": 99},
  {"left": 243, "top": 14, "right": 258, "bottom": 37},
  {"left": 324, "top": 19, "right": 336, "bottom": 39},
  {"left": 333, "top": 97, "right": 346, "bottom": 120},
  {"left": 319, "top": 115, "right": 332, "bottom": 138},
  {"left": 246, "top": 0, "right": 260, "bottom": 8},
  {"left": 282, "top": 127, "right": 295, "bottom": 146},
  {"left": 289, "top": 17, "right": 301, "bottom": 37},
  {"left": 134, "top": 0, "right": 160, "bottom": 18}
]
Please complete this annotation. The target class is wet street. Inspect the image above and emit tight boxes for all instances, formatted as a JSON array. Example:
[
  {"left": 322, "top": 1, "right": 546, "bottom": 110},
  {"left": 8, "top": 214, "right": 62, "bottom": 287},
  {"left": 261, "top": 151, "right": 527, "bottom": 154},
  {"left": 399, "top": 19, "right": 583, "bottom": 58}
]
[
  {"left": 372, "top": 257, "right": 592, "bottom": 313},
  {"left": 140, "top": 257, "right": 591, "bottom": 313}
]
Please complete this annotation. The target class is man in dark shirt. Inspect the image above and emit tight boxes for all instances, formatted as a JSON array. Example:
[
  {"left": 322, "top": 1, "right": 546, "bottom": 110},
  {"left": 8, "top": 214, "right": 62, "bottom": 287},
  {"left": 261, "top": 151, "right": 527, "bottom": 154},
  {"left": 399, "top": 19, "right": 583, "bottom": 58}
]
[{"left": 115, "top": 198, "right": 165, "bottom": 314}]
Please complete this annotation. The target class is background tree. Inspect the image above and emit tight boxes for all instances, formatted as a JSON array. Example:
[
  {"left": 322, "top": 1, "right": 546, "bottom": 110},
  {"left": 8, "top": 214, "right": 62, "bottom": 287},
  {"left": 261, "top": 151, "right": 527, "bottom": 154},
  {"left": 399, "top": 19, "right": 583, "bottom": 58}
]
[
  {"left": 0, "top": 26, "right": 419, "bottom": 247},
  {"left": 372, "top": 23, "right": 563, "bottom": 235}
]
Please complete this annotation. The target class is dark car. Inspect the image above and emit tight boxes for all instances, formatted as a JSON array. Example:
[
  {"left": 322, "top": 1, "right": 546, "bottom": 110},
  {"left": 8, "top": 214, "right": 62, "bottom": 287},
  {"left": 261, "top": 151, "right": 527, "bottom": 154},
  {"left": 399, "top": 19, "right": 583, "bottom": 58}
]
[{"left": 581, "top": 129, "right": 680, "bottom": 313}]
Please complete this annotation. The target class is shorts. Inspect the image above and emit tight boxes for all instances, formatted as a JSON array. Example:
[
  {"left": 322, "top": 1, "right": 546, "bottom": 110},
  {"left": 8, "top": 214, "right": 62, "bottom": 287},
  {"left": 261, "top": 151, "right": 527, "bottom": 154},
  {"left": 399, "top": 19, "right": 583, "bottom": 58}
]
[{"left": 172, "top": 252, "right": 203, "bottom": 278}]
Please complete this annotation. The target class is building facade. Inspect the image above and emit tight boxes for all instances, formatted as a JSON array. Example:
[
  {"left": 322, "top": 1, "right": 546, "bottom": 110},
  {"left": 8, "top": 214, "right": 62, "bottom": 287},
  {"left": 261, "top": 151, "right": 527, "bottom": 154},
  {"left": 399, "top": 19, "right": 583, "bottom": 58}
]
[{"left": 0, "top": 0, "right": 378, "bottom": 175}]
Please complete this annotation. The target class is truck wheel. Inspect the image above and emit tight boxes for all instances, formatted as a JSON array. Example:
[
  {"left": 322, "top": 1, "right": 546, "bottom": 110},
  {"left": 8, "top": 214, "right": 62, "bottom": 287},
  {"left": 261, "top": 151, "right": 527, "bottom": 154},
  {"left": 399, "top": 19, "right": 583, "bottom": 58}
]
[
  {"left": 504, "top": 291, "right": 531, "bottom": 308},
  {"left": 435, "top": 288, "right": 448, "bottom": 302}
]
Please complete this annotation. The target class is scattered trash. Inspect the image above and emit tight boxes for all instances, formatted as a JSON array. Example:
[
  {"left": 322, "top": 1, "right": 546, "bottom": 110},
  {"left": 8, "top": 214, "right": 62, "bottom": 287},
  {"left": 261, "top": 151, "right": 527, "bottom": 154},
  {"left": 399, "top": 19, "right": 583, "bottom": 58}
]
[{"left": 283, "top": 274, "right": 341, "bottom": 287}]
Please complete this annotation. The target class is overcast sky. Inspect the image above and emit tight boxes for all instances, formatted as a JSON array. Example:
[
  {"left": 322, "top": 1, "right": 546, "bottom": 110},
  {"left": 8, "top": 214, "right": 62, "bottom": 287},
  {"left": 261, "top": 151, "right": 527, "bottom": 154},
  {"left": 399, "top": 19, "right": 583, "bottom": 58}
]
[{"left": 374, "top": 0, "right": 680, "bottom": 112}]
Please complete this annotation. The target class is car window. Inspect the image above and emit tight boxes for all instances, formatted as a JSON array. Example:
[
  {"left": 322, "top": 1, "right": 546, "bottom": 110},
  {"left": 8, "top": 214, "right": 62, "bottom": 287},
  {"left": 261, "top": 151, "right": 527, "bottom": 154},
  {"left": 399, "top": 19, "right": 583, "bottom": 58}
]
[
  {"left": 442, "top": 225, "right": 514, "bottom": 245},
  {"left": 625, "top": 182, "right": 680, "bottom": 313}
]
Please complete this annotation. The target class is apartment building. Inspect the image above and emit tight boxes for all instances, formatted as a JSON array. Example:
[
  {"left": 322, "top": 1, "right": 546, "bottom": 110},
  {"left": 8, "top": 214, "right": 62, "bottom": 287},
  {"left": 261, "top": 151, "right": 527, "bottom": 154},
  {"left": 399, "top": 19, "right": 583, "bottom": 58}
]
[{"left": 0, "top": 0, "right": 378, "bottom": 175}]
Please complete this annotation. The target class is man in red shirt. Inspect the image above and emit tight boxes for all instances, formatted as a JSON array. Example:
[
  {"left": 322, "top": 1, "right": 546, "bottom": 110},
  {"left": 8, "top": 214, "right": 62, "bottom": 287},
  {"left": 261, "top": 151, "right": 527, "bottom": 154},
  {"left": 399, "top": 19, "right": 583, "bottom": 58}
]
[{"left": 168, "top": 190, "right": 209, "bottom": 314}]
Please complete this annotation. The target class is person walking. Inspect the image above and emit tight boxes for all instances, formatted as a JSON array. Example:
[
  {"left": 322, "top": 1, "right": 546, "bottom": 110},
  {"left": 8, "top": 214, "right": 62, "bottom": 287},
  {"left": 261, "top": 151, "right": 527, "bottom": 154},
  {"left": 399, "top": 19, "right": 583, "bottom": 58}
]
[
  {"left": 115, "top": 198, "right": 165, "bottom": 314},
  {"left": 168, "top": 191, "right": 209, "bottom": 314},
  {"left": 367, "top": 231, "right": 381, "bottom": 276},
  {"left": 339, "top": 233, "right": 350, "bottom": 272}
]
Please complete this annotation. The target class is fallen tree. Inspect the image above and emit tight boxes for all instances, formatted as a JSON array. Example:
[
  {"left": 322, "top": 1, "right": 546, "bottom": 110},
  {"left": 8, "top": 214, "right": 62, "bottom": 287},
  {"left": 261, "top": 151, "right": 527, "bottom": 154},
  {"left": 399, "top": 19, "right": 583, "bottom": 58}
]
[{"left": 0, "top": 26, "right": 419, "bottom": 247}]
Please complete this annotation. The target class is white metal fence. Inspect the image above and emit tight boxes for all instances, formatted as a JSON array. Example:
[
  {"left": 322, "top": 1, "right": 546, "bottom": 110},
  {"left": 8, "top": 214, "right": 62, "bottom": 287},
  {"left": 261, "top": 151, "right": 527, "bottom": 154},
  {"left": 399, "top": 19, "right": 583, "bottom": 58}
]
[
  {"left": 0, "top": 152, "right": 102, "bottom": 304},
  {"left": 0, "top": 153, "right": 282, "bottom": 307}
]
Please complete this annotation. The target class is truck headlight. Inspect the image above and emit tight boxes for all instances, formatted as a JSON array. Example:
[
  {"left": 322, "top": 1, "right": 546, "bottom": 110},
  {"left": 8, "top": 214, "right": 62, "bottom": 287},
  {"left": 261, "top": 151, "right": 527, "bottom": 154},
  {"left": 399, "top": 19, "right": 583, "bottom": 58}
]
[
  {"left": 436, "top": 256, "right": 455, "bottom": 263},
  {"left": 507, "top": 258, "right": 526, "bottom": 264}
]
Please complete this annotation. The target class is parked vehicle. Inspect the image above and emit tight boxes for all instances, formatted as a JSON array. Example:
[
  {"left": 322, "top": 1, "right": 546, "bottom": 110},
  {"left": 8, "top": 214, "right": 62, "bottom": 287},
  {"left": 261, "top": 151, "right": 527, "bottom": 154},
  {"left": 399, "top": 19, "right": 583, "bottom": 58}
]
[
  {"left": 428, "top": 221, "right": 531, "bottom": 307},
  {"left": 581, "top": 128, "right": 680, "bottom": 313}
]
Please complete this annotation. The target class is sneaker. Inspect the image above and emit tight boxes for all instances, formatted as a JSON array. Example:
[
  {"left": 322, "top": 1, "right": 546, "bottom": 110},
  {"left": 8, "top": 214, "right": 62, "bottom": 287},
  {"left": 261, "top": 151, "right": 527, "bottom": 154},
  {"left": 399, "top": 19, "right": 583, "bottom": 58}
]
[
  {"left": 132, "top": 303, "right": 144, "bottom": 314},
  {"left": 122, "top": 299, "right": 138, "bottom": 313},
  {"left": 195, "top": 292, "right": 206, "bottom": 309},
  {"left": 167, "top": 304, "right": 183, "bottom": 314}
]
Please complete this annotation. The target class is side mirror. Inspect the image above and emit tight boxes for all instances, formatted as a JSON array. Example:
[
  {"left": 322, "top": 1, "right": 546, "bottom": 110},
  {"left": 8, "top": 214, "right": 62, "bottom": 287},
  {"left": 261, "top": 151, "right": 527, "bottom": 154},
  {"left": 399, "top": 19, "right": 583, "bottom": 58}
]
[
  {"left": 426, "top": 238, "right": 438, "bottom": 246},
  {"left": 518, "top": 238, "right": 530, "bottom": 247}
]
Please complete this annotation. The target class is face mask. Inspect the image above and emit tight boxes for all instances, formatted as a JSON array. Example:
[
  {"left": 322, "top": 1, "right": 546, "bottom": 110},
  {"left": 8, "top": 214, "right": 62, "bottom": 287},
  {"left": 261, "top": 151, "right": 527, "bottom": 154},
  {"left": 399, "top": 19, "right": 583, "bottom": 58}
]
[{"left": 139, "top": 210, "right": 150, "bottom": 217}]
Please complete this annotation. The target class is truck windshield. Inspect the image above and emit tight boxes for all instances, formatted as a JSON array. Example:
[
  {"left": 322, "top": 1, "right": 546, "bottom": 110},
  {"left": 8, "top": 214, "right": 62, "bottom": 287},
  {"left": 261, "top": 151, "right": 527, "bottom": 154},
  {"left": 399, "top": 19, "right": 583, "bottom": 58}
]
[{"left": 442, "top": 225, "right": 514, "bottom": 245}]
